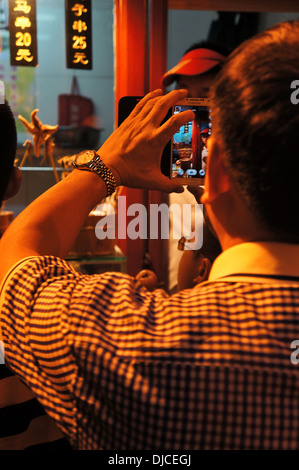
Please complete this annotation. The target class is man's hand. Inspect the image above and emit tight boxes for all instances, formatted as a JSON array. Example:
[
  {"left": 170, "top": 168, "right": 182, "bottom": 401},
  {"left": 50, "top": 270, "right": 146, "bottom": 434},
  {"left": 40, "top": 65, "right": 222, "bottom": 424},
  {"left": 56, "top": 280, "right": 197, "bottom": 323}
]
[
  {"left": 0, "top": 89, "right": 195, "bottom": 282},
  {"left": 135, "top": 269, "right": 158, "bottom": 291},
  {"left": 99, "top": 89, "right": 195, "bottom": 193}
]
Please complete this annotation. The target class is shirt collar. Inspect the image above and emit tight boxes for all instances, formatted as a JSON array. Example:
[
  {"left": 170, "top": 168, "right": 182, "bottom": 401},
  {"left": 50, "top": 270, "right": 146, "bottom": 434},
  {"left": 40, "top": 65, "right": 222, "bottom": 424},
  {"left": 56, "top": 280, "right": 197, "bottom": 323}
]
[{"left": 208, "top": 241, "right": 299, "bottom": 282}]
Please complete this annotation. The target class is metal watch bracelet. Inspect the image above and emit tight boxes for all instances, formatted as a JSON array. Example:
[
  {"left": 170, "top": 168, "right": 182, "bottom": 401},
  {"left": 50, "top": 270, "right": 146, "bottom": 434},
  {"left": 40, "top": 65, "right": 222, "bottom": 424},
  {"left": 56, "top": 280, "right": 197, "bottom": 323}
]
[{"left": 87, "top": 155, "right": 116, "bottom": 196}]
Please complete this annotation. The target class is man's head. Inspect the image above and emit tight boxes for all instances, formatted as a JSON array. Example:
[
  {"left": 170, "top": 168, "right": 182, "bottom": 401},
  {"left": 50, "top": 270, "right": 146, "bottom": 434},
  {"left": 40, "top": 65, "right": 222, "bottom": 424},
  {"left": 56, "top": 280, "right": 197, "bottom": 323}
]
[
  {"left": 161, "top": 41, "right": 229, "bottom": 97},
  {"left": 201, "top": 128, "right": 209, "bottom": 145},
  {"left": 0, "top": 101, "right": 21, "bottom": 207},
  {"left": 207, "top": 20, "right": 299, "bottom": 243}
]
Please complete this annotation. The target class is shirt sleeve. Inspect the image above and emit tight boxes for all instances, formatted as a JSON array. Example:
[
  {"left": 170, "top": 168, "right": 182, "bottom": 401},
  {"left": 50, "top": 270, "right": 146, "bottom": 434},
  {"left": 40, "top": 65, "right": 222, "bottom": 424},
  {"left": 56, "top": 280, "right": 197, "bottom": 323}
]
[
  {"left": 2, "top": 256, "right": 296, "bottom": 450},
  {"left": 0, "top": 255, "right": 170, "bottom": 447}
]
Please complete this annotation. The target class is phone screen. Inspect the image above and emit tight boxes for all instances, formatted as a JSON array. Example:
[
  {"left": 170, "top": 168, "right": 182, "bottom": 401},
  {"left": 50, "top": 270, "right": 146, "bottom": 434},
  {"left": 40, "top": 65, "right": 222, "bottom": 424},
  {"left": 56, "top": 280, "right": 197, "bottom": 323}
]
[{"left": 171, "top": 98, "right": 211, "bottom": 185}]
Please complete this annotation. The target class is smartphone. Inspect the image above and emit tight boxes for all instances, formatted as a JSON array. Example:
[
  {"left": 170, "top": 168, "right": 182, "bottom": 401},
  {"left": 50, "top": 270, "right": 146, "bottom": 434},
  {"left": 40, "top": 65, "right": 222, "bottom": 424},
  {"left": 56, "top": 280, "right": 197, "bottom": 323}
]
[
  {"left": 117, "top": 96, "right": 210, "bottom": 184},
  {"left": 170, "top": 97, "right": 211, "bottom": 185},
  {"left": 118, "top": 96, "right": 142, "bottom": 127}
]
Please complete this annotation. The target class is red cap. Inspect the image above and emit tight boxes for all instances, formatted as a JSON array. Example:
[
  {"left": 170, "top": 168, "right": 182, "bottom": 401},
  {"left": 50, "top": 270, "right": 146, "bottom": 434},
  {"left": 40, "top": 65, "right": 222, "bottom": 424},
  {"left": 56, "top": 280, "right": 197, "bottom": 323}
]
[
  {"left": 201, "top": 128, "right": 210, "bottom": 134},
  {"left": 161, "top": 48, "right": 226, "bottom": 87}
]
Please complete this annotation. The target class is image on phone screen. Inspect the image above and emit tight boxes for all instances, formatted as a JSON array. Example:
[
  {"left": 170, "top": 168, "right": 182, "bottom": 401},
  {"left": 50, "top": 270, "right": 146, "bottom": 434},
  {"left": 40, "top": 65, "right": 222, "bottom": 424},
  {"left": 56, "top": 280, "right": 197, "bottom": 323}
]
[{"left": 171, "top": 98, "right": 210, "bottom": 185}]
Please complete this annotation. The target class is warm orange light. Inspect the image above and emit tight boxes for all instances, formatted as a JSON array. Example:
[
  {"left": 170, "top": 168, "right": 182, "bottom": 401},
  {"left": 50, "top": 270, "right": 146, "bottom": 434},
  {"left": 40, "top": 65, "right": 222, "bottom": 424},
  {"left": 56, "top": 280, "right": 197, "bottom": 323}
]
[
  {"left": 9, "top": 0, "right": 38, "bottom": 67},
  {"left": 66, "top": 0, "right": 92, "bottom": 70}
]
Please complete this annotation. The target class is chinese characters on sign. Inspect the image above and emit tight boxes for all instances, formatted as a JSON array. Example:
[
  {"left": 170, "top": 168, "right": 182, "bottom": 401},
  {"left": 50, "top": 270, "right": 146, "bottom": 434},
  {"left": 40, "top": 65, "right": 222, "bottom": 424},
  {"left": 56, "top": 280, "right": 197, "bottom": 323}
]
[
  {"left": 9, "top": 0, "right": 38, "bottom": 67},
  {"left": 65, "top": 0, "right": 92, "bottom": 70}
]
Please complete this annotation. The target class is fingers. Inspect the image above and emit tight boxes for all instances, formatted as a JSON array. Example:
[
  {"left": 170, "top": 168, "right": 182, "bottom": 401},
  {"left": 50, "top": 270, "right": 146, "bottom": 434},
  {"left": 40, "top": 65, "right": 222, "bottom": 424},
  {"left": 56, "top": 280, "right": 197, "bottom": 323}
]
[
  {"left": 157, "top": 109, "right": 195, "bottom": 146},
  {"left": 127, "top": 89, "right": 189, "bottom": 128},
  {"left": 150, "top": 89, "right": 189, "bottom": 126},
  {"left": 126, "top": 89, "right": 163, "bottom": 121},
  {"left": 149, "top": 173, "right": 184, "bottom": 194},
  {"left": 119, "top": 89, "right": 192, "bottom": 145}
]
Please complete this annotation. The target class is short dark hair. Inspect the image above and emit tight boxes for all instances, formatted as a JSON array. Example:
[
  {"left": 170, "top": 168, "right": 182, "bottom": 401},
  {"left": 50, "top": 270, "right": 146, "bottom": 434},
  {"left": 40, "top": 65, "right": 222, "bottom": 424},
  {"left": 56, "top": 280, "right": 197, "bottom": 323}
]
[
  {"left": 0, "top": 101, "right": 17, "bottom": 205},
  {"left": 210, "top": 20, "right": 299, "bottom": 242}
]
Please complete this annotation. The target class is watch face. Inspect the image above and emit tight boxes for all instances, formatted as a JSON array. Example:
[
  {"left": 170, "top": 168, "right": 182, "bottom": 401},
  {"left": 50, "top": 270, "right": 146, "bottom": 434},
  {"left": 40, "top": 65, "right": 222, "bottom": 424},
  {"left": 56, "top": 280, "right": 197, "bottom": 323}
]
[{"left": 75, "top": 150, "right": 96, "bottom": 166}]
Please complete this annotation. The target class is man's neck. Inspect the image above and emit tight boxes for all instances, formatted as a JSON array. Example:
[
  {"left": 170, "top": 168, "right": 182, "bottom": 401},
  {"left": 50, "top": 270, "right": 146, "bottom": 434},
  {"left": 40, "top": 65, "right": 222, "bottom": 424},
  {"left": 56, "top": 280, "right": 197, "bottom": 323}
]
[
  {"left": 208, "top": 195, "right": 279, "bottom": 254},
  {"left": 218, "top": 224, "right": 290, "bottom": 252}
]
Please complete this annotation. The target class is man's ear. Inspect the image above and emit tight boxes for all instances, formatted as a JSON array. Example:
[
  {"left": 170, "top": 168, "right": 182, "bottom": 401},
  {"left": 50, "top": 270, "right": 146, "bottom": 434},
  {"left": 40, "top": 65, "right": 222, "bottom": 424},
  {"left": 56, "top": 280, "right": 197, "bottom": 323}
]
[
  {"left": 201, "top": 137, "right": 230, "bottom": 205},
  {"left": 193, "top": 257, "right": 211, "bottom": 284},
  {"left": 3, "top": 166, "right": 22, "bottom": 200}
]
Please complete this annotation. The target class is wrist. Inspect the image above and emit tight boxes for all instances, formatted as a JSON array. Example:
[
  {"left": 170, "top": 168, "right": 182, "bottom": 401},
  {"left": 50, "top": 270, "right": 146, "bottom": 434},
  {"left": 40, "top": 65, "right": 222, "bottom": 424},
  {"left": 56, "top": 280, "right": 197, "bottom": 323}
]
[
  {"left": 70, "top": 168, "right": 108, "bottom": 204},
  {"left": 104, "top": 163, "right": 121, "bottom": 187},
  {"left": 72, "top": 150, "right": 119, "bottom": 196},
  {"left": 98, "top": 152, "right": 122, "bottom": 187}
]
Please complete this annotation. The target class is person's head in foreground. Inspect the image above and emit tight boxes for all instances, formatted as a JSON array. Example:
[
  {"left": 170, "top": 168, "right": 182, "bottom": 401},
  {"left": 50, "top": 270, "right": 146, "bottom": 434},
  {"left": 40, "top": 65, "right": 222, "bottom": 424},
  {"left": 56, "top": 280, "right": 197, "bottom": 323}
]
[
  {"left": 202, "top": 20, "right": 299, "bottom": 248},
  {"left": 177, "top": 222, "right": 222, "bottom": 291},
  {"left": 136, "top": 222, "right": 221, "bottom": 292},
  {"left": 0, "top": 101, "right": 21, "bottom": 210}
]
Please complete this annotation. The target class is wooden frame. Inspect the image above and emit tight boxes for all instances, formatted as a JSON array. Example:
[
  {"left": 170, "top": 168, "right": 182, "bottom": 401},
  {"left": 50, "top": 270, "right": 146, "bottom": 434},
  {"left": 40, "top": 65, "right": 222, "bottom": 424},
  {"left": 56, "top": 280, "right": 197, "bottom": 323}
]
[{"left": 168, "top": 0, "right": 299, "bottom": 11}]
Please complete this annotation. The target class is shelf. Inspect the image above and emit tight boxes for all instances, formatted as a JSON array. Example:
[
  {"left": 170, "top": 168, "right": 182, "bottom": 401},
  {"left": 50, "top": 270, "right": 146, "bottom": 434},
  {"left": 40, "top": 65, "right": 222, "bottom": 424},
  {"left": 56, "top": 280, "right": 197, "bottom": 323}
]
[
  {"left": 67, "top": 246, "right": 127, "bottom": 275},
  {"left": 19, "top": 167, "right": 64, "bottom": 172},
  {"left": 168, "top": 0, "right": 299, "bottom": 11}
]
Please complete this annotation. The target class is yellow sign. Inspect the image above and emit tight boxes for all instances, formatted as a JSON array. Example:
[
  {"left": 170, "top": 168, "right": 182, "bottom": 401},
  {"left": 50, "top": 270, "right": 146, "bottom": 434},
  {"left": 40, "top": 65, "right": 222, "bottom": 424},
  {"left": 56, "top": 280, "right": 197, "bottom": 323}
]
[
  {"left": 66, "top": 0, "right": 92, "bottom": 70},
  {"left": 9, "top": 0, "right": 37, "bottom": 67}
]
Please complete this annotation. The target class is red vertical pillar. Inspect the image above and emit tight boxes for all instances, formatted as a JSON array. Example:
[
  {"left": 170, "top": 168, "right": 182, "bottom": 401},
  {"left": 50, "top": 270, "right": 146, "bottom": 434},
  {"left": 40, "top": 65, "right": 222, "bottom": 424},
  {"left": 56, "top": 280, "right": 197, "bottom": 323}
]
[
  {"left": 149, "top": 0, "right": 168, "bottom": 92},
  {"left": 114, "top": 0, "right": 149, "bottom": 276},
  {"left": 114, "top": 0, "right": 169, "bottom": 285},
  {"left": 148, "top": 0, "right": 170, "bottom": 289}
]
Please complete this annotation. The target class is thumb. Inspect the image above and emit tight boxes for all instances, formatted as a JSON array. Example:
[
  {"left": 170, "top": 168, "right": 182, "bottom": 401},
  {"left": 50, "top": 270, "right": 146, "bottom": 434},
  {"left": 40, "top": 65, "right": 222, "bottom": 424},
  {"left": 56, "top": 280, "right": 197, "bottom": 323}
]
[
  {"left": 173, "top": 185, "right": 185, "bottom": 194},
  {"left": 156, "top": 175, "right": 184, "bottom": 194}
]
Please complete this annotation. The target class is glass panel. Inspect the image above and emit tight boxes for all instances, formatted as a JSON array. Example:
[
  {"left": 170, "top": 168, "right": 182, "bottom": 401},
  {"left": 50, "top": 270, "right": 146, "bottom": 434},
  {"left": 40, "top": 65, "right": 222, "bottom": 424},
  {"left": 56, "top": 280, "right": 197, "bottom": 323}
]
[
  {"left": 1, "top": 0, "right": 114, "bottom": 163},
  {"left": 1, "top": 0, "right": 114, "bottom": 216},
  {"left": 166, "top": 10, "right": 299, "bottom": 87}
]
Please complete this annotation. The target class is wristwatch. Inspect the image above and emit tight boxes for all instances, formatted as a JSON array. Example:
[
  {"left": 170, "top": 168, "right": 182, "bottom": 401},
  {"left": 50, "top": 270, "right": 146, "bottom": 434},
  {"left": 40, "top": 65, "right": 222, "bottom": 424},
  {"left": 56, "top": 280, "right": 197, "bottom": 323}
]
[{"left": 71, "top": 150, "right": 116, "bottom": 196}]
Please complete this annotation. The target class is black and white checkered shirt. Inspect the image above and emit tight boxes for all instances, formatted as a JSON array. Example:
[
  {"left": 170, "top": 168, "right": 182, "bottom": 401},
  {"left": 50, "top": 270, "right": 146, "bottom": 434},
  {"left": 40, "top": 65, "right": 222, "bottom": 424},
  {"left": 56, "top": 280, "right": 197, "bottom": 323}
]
[{"left": 1, "top": 242, "right": 299, "bottom": 450}]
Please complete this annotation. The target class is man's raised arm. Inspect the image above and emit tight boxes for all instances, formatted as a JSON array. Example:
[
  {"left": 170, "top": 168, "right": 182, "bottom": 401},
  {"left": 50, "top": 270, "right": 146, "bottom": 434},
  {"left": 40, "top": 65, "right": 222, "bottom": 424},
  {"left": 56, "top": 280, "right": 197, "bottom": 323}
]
[{"left": 0, "top": 89, "right": 194, "bottom": 283}]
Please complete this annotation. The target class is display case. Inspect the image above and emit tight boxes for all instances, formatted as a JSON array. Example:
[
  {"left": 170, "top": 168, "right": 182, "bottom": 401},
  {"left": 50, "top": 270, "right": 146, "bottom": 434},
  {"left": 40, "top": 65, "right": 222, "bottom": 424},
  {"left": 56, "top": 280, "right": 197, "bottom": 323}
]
[{"left": 67, "top": 245, "right": 127, "bottom": 275}]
